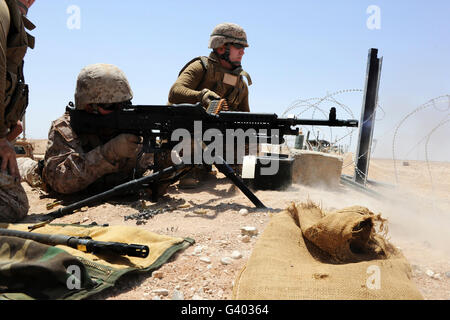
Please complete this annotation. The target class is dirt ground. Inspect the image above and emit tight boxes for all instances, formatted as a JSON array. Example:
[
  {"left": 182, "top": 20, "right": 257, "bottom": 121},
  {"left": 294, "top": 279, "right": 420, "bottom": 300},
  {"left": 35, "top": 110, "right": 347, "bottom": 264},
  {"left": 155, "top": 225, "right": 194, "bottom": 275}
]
[{"left": 22, "top": 140, "right": 450, "bottom": 300}]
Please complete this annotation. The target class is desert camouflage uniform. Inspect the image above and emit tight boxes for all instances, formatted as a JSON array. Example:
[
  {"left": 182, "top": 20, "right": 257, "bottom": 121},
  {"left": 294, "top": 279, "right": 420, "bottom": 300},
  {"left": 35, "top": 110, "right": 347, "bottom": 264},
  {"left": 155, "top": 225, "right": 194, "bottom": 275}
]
[
  {"left": 0, "top": 0, "right": 34, "bottom": 222},
  {"left": 0, "top": 171, "right": 28, "bottom": 221},
  {"left": 41, "top": 112, "right": 151, "bottom": 195},
  {"left": 17, "top": 156, "right": 42, "bottom": 188},
  {"left": 41, "top": 112, "right": 173, "bottom": 195}
]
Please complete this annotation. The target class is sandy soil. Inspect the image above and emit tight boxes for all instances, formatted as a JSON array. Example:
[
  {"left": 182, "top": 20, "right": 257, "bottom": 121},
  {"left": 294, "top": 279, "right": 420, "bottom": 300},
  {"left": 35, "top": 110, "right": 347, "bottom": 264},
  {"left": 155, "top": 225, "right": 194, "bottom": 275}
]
[{"left": 22, "top": 140, "right": 450, "bottom": 300}]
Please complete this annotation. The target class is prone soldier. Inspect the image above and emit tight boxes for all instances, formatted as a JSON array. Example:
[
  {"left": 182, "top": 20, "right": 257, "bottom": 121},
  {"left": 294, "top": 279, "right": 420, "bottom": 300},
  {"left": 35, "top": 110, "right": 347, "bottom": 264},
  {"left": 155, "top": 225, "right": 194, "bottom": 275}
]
[{"left": 38, "top": 63, "right": 171, "bottom": 198}]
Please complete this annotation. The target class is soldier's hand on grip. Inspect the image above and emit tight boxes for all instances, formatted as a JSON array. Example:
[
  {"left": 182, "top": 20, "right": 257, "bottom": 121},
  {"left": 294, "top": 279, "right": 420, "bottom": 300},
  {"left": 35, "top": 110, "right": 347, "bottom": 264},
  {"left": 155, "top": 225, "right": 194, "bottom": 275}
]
[
  {"left": 100, "top": 134, "right": 142, "bottom": 163},
  {"left": 200, "top": 89, "right": 221, "bottom": 108}
]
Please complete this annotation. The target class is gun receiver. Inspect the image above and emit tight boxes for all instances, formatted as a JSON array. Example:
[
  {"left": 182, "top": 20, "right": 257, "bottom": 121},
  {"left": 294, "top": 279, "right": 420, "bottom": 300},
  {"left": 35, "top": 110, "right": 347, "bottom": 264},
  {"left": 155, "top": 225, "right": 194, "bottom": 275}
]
[{"left": 67, "top": 103, "right": 359, "bottom": 152}]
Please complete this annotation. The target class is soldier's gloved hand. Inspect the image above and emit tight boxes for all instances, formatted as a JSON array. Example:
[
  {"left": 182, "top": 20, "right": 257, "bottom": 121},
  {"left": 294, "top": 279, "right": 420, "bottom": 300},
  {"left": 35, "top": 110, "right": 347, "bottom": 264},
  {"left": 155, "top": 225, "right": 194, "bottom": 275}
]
[
  {"left": 100, "top": 134, "right": 142, "bottom": 163},
  {"left": 200, "top": 89, "right": 221, "bottom": 108}
]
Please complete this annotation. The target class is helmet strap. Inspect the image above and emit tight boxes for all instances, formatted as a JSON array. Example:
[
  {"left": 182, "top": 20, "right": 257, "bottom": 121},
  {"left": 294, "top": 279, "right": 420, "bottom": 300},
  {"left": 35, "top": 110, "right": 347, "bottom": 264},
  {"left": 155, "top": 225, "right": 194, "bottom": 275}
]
[{"left": 217, "top": 44, "right": 241, "bottom": 69}]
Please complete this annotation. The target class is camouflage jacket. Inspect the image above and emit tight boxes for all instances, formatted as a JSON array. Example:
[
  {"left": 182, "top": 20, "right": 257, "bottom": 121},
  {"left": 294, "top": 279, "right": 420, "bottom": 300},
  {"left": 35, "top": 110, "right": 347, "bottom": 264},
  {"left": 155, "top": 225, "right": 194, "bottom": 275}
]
[
  {"left": 42, "top": 112, "right": 148, "bottom": 195},
  {"left": 0, "top": 0, "right": 35, "bottom": 138},
  {"left": 168, "top": 52, "right": 251, "bottom": 112}
]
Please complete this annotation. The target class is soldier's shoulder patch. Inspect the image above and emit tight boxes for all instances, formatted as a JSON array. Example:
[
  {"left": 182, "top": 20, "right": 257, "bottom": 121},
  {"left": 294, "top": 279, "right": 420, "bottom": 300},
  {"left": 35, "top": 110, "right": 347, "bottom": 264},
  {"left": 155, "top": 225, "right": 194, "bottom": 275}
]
[{"left": 53, "top": 117, "right": 77, "bottom": 142}]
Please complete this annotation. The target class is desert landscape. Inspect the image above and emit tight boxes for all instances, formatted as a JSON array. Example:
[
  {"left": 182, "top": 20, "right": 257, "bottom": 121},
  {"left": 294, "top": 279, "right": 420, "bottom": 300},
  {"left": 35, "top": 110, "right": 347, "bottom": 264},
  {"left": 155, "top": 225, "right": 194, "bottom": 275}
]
[{"left": 21, "top": 139, "right": 450, "bottom": 300}]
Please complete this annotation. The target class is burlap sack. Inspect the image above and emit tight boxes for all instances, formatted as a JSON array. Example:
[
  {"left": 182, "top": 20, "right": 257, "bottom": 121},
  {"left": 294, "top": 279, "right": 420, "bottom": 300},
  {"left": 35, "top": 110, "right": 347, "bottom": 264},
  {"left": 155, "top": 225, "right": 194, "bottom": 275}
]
[
  {"left": 233, "top": 202, "right": 423, "bottom": 300},
  {"left": 298, "top": 204, "right": 392, "bottom": 263}
]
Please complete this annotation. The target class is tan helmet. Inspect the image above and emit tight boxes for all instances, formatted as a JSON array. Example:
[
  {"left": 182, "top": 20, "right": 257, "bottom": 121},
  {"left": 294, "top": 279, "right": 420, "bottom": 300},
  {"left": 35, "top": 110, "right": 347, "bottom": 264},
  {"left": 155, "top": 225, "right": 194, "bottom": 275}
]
[
  {"left": 208, "top": 23, "right": 249, "bottom": 49},
  {"left": 74, "top": 63, "right": 133, "bottom": 110}
]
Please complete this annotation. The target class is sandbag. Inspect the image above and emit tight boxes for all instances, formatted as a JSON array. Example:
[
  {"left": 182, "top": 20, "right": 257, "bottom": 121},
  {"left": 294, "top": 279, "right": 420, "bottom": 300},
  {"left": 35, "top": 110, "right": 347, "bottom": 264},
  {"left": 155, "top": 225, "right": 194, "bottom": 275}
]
[
  {"left": 233, "top": 203, "right": 423, "bottom": 300},
  {"left": 298, "top": 204, "right": 392, "bottom": 263}
]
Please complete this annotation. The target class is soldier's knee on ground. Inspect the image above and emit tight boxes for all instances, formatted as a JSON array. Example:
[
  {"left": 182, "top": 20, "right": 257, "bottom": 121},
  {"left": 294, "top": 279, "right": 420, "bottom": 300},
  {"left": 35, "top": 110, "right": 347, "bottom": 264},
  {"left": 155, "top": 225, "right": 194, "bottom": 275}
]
[{"left": 0, "top": 172, "right": 29, "bottom": 222}]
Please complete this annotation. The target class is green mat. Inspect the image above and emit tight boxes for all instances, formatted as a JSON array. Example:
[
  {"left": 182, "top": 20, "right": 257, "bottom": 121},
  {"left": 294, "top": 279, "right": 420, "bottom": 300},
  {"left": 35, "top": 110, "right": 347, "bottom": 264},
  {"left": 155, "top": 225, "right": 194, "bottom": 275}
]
[{"left": 0, "top": 223, "right": 194, "bottom": 300}]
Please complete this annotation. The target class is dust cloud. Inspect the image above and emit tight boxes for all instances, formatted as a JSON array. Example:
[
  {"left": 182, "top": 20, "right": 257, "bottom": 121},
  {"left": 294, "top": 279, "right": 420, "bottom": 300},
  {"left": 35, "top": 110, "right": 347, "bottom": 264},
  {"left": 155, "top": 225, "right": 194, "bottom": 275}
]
[{"left": 291, "top": 178, "right": 450, "bottom": 258}]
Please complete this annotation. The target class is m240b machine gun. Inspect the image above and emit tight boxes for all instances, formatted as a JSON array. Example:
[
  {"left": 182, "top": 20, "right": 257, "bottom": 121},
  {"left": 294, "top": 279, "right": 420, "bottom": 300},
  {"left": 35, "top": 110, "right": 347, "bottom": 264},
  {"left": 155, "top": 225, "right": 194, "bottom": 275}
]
[
  {"left": 39, "top": 102, "right": 358, "bottom": 221},
  {"left": 67, "top": 102, "right": 358, "bottom": 153}
]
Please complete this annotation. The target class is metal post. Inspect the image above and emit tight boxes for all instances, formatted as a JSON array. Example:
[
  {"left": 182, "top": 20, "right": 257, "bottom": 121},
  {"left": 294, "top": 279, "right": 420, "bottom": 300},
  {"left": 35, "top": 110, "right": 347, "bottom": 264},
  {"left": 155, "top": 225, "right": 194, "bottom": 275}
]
[{"left": 355, "top": 48, "right": 383, "bottom": 185}]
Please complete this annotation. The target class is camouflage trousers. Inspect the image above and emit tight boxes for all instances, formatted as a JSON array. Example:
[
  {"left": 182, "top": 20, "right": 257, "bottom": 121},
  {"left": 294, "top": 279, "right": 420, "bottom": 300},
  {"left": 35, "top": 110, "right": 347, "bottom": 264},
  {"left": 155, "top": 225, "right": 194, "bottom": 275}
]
[
  {"left": 0, "top": 171, "right": 29, "bottom": 223},
  {"left": 17, "top": 157, "right": 42, "bottom": 188}
]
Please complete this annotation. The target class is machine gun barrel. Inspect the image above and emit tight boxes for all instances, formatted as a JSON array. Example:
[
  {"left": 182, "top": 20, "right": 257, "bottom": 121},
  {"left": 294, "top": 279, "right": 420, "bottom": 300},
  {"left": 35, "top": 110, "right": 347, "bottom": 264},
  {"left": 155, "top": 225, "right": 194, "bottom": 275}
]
[
  {"left": 0, "top": 228, "right": 150, "bottom": 258},
  {"left": 216, "top": 107, "right": 359, "bottom": 128}
]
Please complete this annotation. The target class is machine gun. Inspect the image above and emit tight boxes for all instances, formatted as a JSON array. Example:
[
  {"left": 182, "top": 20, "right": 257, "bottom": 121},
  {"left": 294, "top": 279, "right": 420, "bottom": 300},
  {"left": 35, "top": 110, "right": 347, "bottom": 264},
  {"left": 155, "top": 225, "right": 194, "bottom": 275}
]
[
  {"left": 0, "top": 228, "right": 150, "bottom": 258},
  {"left": 67, "top": 102, "right": 358, "bottom": 153},
  {"left": 38, "top": 102, "right": 358, "bottom": 221}
]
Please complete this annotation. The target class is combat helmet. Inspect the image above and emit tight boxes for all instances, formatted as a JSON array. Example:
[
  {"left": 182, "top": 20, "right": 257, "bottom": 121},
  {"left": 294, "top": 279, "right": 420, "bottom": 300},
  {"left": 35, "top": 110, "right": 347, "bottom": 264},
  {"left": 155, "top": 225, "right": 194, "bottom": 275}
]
[
  {"left": 74, "top": 63, "right": 133, "bottom": 110},
  {"left": 208, "top": 23, "right": 249, "bottom": 49}
]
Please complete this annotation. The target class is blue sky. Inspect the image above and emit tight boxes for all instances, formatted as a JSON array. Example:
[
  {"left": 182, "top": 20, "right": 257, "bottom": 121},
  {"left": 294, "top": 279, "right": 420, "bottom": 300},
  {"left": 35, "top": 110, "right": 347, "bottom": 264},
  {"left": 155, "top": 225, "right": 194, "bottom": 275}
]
[{"left": 23, "top": 0, "right": 449, "bottom": 161}]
